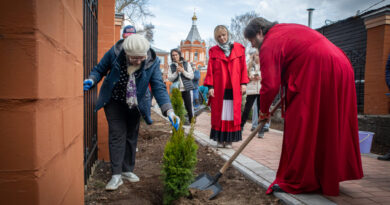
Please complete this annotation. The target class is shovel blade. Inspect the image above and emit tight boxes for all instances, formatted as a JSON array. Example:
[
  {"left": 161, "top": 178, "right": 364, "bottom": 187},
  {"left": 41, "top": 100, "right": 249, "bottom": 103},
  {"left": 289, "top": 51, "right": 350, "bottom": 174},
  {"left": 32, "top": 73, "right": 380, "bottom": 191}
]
[
  {"left": 189, "top": 173, "right": 222, "bottom": 199},
  {"left": 189, "top": 173, "right": 214, "bottom": 189},
  {"left": 206, "top": 183, "right": 222, "bottom": 199}
]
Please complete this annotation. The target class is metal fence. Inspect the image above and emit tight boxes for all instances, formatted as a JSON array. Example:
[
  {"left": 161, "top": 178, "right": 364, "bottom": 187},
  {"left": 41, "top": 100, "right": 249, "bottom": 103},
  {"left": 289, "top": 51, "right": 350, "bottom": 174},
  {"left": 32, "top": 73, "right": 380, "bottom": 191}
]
[
  {"left": 83, "top": 0, "right": 98, "bottom": 184},
  {"left": 317, "top": 16, "right": 367, "bottom": 113},
  {"left": 345, "top": 49, "right": 366, "bottom": 113}
]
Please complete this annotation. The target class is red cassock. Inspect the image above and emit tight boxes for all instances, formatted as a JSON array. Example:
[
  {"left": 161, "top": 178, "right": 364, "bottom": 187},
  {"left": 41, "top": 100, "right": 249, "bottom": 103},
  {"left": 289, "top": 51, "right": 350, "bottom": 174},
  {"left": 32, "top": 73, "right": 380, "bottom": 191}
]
[
  {"left": 204, "top": 43, "right": 249, "bottom": 138},
  {"left": 259, "top": 24, "right": 363, "bottom": 195}
]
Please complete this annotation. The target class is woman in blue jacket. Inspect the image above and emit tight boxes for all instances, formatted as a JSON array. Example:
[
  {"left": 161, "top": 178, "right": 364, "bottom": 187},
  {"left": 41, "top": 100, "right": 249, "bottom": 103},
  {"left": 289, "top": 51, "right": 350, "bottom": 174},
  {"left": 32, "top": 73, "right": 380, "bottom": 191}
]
[
  {"left": 83, "top": 34, "right": 180, "bottom": 190},
  {"left": 378, "top": 54, "right": 390, "bottom": 161}
]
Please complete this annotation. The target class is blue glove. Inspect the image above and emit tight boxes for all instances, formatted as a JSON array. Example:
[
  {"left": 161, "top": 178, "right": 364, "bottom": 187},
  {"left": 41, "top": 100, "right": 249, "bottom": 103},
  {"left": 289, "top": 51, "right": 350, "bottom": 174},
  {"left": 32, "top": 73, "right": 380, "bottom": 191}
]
[
  {"left": 83, "top": 79, "right": 94, "bottom": 91},
  {"left": 167, "top": 110, "right": 180, "bottom": 131}
]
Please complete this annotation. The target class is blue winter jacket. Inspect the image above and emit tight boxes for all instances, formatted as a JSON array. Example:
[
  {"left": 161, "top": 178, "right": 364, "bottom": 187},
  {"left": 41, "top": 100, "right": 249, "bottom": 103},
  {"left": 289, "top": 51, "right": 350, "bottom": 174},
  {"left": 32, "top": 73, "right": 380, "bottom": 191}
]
[
  {"left": 88, "top": 39, "right": 172, "bottom": 124},
  {"left": 193, "top": 69, "right": 201, "bottom": 89}
]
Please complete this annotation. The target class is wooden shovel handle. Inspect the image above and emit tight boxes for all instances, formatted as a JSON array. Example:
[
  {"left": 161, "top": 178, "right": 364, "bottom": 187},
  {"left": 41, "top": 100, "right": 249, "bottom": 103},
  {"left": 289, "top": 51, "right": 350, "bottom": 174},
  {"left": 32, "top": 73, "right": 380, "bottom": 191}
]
[{"left": 219, "top": 100, "right": 281, "bottom": 174}]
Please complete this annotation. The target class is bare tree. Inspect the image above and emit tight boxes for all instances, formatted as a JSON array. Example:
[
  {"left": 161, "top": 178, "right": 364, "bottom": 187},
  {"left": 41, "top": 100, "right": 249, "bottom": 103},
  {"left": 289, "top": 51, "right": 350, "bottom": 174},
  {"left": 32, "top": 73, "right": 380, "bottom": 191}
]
[
  {"left": 229, "top": 11, "right": 260, "bottom": 53},
  {"left": 206, "top": 37, "right": 216, "bottom": 51},
  {"left": 204, "top": 37, "right": 217, "bottom": 65},
  {"left": 116, "top": 0, "right": 154, "bottom": 24},
  {"left": 140, "top": 23, "right": 154, "bottom": 43},
  {"left": 116, "top": 0, "right": 155, "bottom": 42}
]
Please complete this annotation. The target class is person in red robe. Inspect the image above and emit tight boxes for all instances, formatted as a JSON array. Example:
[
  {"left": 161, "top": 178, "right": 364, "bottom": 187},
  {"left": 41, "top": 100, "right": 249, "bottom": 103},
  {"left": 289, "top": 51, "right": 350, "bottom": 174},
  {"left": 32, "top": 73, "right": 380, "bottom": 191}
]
[
  {"left": 244, "top": 18, "right": 363, "bottom": 196},
  {"left": 204, "top": 25, "right": 249, "bottom": 148}
]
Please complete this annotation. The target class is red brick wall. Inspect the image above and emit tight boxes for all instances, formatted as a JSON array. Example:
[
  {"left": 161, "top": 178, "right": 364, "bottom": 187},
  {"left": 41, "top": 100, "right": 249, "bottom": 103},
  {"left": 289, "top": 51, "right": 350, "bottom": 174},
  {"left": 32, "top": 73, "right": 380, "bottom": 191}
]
[
  {"left": 114, "top": 15, "right": 124, "bottom": 43},
  {"left": 0, "top": 0, "right": 84, "bottom": 204},
  {"left": 364, "top": 24, "right": 390, "bottom": 114},
  {"left": 199, "top": 70, "right": 207, "bottom": 86},
  {"left": 166, "top": 81, "right": 173, "bottom": 94},
  {"left": 97, "top": 0, "right": 116, "bottom": 60},
  {"left": 180, "top": 40, "right": 206, "bottom": 67},
  {"left": 96, "top": 0, "right": 116, "bottom": 161},
  {"left": 115, "top": 23, "right": 122, "bottom": 42}
]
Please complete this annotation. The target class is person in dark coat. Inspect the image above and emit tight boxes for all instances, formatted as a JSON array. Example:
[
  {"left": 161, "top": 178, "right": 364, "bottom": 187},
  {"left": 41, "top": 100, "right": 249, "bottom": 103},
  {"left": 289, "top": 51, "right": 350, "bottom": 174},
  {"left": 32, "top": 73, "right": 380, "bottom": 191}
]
[
  {"left": 192, "top": 64, "right": 201, "bottom": 108},
  {"left": 378, "top": 53, "right": 390, "bottom": 161},
  {"left": 83, "top": 34, "right": 180, "bottom": 191}
]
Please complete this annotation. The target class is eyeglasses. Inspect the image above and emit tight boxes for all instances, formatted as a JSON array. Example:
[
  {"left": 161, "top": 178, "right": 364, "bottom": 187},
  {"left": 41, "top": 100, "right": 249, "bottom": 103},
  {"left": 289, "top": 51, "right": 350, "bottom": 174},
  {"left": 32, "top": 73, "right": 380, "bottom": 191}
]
[{"left": 128, "top": 56, "right": 146, "bottom": 62}]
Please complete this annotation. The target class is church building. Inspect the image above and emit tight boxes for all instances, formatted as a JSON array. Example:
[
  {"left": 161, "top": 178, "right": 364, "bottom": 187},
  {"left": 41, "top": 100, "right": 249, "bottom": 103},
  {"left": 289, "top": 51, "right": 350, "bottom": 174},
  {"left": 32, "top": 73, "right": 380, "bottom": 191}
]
[{"left": 180, "top": 12, "right": 207, "bottom": 70}]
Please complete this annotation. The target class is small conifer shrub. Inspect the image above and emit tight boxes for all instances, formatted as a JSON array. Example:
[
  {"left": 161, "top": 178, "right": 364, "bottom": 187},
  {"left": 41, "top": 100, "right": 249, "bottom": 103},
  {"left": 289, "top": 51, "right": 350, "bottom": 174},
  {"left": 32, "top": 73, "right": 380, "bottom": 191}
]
[
  {"left": 162, "top": 88, "right": 198, "bottom": 204},
  {"left": 170, "top": 88, "right": 187, "bottom": 122}
]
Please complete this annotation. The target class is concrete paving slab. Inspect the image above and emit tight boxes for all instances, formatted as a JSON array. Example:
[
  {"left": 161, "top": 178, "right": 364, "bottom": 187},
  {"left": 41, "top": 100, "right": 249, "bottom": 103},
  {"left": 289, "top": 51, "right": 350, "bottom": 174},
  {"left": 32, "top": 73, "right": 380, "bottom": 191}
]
[{"left": 152, "top": 106, "right": 390, "bottom": 204}]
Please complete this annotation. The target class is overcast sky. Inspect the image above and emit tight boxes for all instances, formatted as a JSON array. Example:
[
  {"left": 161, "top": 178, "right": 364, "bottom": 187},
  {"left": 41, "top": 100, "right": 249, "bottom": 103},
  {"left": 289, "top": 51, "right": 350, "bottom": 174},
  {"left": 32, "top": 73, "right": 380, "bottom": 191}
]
[{"left": 135, "top": 0, "right": 388, "bottom": 51}]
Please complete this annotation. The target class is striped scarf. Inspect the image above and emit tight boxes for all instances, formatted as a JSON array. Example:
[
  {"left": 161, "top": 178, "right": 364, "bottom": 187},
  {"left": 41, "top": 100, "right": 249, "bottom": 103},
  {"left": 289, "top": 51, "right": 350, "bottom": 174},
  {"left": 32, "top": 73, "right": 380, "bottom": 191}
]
[
  {"left": 125, "top": 60, "right": 141, "bottom": 109},
  {"left": 217, "top": 40, "right": 233, "bottom": 57}
]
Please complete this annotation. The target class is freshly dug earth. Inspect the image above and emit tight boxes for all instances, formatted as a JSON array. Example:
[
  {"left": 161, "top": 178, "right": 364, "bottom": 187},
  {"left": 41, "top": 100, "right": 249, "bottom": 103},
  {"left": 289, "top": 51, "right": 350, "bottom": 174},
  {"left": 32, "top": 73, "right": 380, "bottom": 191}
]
[{"left": 85, "top": 112, "right": 281, "bottom": 205}]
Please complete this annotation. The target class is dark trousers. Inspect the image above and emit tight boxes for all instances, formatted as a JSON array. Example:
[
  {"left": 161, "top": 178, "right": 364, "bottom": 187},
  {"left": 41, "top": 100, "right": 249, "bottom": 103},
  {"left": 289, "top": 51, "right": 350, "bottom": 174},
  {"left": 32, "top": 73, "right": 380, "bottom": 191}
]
[
  {"left": 241, "top": 94, "right": 260, "bottom": 128},
  {"left": 104, "top": 100, "right": 140, "bottom": 175},
  {"left": 181, "top": 90, "right": 194, "bottom": 122}
]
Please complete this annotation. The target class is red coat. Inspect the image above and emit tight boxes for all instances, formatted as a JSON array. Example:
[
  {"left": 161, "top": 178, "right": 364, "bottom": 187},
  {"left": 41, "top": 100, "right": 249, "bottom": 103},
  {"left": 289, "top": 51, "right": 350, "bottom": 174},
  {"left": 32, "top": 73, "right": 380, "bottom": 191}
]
[
  {"left": 204, "top": 43, "right": 249, "bottom": 127},
  {"left": 260, "top": 24, "right": 363, "bottom": 195}
]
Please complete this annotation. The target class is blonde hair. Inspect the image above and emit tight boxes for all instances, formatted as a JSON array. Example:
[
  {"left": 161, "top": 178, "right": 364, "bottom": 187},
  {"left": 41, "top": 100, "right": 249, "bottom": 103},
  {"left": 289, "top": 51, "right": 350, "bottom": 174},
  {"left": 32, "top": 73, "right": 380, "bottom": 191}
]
[{"left": 214, "top": 25, "right": 229, "bottom": 42}]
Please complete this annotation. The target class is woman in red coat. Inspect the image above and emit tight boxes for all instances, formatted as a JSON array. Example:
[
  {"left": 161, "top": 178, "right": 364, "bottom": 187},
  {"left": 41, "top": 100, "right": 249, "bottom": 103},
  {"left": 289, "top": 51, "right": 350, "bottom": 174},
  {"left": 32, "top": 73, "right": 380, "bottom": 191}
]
[
  {"left": 244, "top": 18, "right": 363, "bottom": 196},
  {"left": 204, "top": 25, "right": 249, "bottom": 148}
]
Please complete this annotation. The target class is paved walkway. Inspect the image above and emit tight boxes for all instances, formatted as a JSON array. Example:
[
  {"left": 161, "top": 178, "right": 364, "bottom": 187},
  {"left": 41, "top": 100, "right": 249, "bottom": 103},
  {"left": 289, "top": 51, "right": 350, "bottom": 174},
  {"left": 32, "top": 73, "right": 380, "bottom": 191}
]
[
  {"left": 193, "top": 111, "right": 390, "bottom": 205},
  {"left": 152, "top": 106, "right": 390, "bottom": 204}
]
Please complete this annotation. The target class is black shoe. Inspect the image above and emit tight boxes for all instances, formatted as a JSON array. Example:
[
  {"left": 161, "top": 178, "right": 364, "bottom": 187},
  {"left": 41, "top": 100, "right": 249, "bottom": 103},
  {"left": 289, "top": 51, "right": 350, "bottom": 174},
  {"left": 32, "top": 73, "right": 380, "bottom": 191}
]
[
  {"left": 272, "top": 184, "right": 285, "bottom": 193},
  {"left": 378, "top": 153, "right": 390, "bottom": 161},
  {"left": 263, "top": 127, "right": 269, "bottom": 132}
]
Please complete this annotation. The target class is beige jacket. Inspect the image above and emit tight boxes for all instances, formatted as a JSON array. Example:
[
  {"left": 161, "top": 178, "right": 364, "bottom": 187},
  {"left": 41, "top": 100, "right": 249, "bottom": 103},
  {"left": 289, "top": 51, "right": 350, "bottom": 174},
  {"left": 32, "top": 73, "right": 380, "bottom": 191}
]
[{"left": 246, "top": 64, "right": 261, "bottom": 95}]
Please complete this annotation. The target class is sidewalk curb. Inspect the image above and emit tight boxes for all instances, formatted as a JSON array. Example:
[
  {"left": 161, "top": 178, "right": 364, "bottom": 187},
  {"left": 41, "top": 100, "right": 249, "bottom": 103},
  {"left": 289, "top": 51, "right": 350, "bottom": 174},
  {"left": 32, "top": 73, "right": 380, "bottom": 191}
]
[
  {"left": 151, "top": 108, "right": 335, "bottom": 205},
  {"left": 191, "top": 129, "right": 335, "bottom": 205}
]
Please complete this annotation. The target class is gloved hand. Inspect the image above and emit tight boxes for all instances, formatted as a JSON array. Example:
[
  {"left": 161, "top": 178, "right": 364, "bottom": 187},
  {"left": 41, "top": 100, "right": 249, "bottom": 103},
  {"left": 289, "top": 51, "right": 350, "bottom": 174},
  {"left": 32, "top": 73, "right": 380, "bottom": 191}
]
[
  {"left": 259, "top": 111, "right": 270, "bottom": 122},
  {"left": 167, "top": 109, "right": 180, "bottom": 131},
  {"left": 83, "top": 79, "right": 94, "bottom": 91}
]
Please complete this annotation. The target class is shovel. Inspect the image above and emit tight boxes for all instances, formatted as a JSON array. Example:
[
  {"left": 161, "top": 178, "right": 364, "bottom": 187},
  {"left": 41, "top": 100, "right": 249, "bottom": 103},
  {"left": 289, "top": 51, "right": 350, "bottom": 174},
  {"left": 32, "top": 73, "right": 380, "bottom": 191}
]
[{"left": 189, "top": 100, "right": 281, "bottom": 199}]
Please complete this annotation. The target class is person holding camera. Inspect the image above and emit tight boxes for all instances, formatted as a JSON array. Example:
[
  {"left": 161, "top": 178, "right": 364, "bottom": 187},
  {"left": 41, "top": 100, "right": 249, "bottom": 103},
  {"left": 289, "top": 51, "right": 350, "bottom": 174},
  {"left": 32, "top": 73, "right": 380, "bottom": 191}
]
[
  {"left": 168, "top": 48, "right": 195, "bottom": 124},
  {"left": 241, "top": 51, "right": 267, "bottom": 138}
]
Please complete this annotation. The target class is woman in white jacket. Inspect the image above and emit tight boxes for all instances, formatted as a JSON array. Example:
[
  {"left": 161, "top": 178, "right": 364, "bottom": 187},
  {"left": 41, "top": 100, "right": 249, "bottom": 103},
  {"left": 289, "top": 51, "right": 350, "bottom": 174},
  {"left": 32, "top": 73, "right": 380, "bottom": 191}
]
[
  {"left": 168, "top": 48, "right": 195, "bottom": 124},
  {"left": 241, "top": 52, "right": 268, "bottom": 137}
]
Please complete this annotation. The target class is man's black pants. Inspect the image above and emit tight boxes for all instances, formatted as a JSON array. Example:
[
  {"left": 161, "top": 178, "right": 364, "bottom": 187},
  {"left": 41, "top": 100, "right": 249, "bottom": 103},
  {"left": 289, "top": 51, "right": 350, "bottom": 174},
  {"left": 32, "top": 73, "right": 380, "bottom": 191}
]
[{"left": 241, "top": 94, "right": 260, "bottom": 128}]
